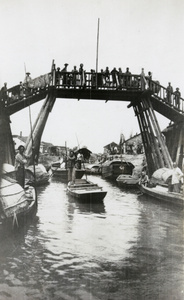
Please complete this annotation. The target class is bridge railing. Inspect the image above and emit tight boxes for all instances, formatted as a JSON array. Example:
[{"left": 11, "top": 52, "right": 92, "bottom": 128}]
[
  {"left": 54, "top": 70, "right": 144, "bottom": 90},
  {"left": 2, "top": 71, "right": 184, "bottom": 114},
  {"left": 149, "top": 80, "right": 184, "bottom": 113}
]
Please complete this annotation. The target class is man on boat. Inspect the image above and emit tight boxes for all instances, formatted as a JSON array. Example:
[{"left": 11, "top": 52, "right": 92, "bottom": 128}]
[
  {"left": 170, "top": 162, "right": 183, "bottom": 193},
  {"left": 139, "top": 171, "right": 149, "bottom": 186},
  {"left": 67, "top": 150, "right": 76, "bottom": 184},
  {"left": 14, "top": 145, "right": 28, "bottom": 188}
]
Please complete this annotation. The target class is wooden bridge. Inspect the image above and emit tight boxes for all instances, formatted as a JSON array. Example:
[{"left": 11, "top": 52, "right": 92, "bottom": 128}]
[{"left": 1, "top": 61, "right": 184, "bottom": 176}]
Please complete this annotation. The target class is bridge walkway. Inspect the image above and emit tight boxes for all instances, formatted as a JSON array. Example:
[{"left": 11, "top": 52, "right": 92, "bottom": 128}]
[{"left": 2, "top": 69, "right": 184, "bottom": 124}]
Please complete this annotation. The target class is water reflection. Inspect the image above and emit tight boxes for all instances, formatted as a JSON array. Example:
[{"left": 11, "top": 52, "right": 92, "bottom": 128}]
[
  {"left": 68, "top": 196, "right": 106, "bottom": 215},
  {"left": 0, "top": 176, "right": 183, "bottom": 300}
]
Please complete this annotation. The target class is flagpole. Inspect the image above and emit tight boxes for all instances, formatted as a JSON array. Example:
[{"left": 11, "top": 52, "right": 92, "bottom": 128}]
[{"left": 96, "top": 18, "right": 100, "bottom": 87}]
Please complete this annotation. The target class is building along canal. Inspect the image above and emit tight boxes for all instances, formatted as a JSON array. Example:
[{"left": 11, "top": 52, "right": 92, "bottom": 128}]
[{"left": 0, "top": 175, "right": 183, "bottom": 300}]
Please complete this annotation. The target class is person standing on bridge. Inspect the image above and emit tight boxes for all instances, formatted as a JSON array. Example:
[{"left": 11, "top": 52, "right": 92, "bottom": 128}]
[
  {"left": 173, "top": 88, "right": 181, "bottom": 110},
  {"left": 56, "top": 67, "right": 61, "bottom": 86},
  {"left": 61, "top": 63, "right": 69, "bottom": 86},
  {"left": 72, "top": 66, "right": 78, "bottom": 87},
  {"left": 166, "top": 82, "right": 173, "bottom": 105},
  {"left": 0, "top": 83, "right": 8, "bottom": 106},
  {"left": 24, "top": 72, "right": 33, "bottom": 95},
  {"left": 79, "top": 63, "right": 86, "bottom": 88},
  {"left": 124, "top": 67, "right": 131, "bottom": 88},
  {"left": 104, "top": 67, "right": 110, "bottom": 86},
  {"left": 118, "top": 68, "right": 124, "bottom": 89},
  {"left": 146, "top": 71, "right": 152, "bottom": 89},
  {"left": 111, "top": 67, "right": 118, "bottom": 88},
  {"left": 19, "top": 81, "right": 24, "bottom": 99},
  {"left": 140, "top": 68, "right": 147, "bottom": 90}
]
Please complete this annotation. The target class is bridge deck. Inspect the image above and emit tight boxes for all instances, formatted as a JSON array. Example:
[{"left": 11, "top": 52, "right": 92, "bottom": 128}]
[{"left": 3, "top": 70, "right": 184, "bottom": 124}]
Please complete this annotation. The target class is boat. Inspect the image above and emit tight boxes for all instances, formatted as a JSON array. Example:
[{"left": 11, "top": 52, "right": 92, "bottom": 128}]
[
  {"left": 116, "top": 165, "right": 143, "bottom": 187},
  {"left": 25, "top": 164, "right": 50, "bottom": 186},
  {"left": 85, "top": 163, "right": 102, "bottom": 175},
  {"left": 51, "top": 147, "right": 92, "bottom": 181},
  {"left": 139, "top": 183, "right": 184, "bottom": 207},
  {"left": 67, "top": 178, "right": 107, "bottom": 202},
  {"left": 51, "top": 161, "right": 85, "bottom": 181},
  {"left": 0, "top": 175, "right": 37, "bottom": 228},
  {"left": 117, "top": 174, "right": 139, "bottom": 187},
  {"left": 101, "top": 158, "right": 134, "bottom": 180},
  {"left": 2, "top": 162, "right": 50, "bottom": 186}
]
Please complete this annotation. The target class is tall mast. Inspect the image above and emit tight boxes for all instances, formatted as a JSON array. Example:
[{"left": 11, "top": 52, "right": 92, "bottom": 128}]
[{"left": 96, "top": 18, "right": 100, "bottom": 75}]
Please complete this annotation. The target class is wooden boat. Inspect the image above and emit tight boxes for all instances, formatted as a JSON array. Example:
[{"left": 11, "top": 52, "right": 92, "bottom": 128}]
[
  {"left": 2, "top": 162, "right": 50, "bottom": 186},
  {"left": 139, "top": 183, "right": 184, "bottom": 207},
  {"left": 116, "top": 174, "right": 139, "bottom": 187},
  {"left": 101, "top": 159, "right": 134, "bottom": 180},
  {"left": 85, "top": 163, "right": 102, "bottom": 175},
  {"left": 51, "top": 161, "right": 85, "bottom": 181},
  {"left": 26, "top": 164, "right": 50, "bottom": 186},
  {"left": 0, "top": 175, "right": 37, "bottom": 228},
  {"left": 116, "top": 165, "right": 143, "bottom": 187},
  {"left": 67, "top": 179, "right": 107, "bottom": 202},
  {"left": 51, "top": 147, "right": 91, "bottom": 181}
]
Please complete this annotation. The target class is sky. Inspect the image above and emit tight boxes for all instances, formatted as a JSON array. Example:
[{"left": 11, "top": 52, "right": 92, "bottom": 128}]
[{"left": 0, "top": 0, "right": 184, "bottom": 153}]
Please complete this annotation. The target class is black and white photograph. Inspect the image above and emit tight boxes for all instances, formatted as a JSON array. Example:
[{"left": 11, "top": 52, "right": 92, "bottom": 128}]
[{"left": 0, "top": 0, "right": 183, "bottom": 299}]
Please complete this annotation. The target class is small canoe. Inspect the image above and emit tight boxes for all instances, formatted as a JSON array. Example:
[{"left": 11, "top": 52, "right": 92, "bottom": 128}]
[
  {"left": 67, "top": 179, "right": 107, "bottom": 202},
  {"left": 139, "top": 184, "right": 184, "bottom": 207}
]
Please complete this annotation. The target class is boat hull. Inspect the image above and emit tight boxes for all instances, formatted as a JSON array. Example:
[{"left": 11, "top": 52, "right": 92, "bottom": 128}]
[
  {"left": 0, "top": 184, "right": 37, "bottom": 229},
  {"left": 116, "top": 175, "right": 139, "bottom": 187},
  {"left": 67, "top": 179, "right": 107, "bottom": 202},
  {"left": 51, "top": 167, "right": 85, "bottom": 181},
  {"left": 101, "top": 160, "right": 134, "bottom": 180},
  {"left": 26, "top": 164, "right": 50, "bottom": 186},
  {"left": 139, "top": 184, "right": 184, "bottom": 207}
]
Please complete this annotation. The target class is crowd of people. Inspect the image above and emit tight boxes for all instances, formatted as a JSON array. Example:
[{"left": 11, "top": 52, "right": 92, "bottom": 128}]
[
  {"left": 54, "top": 64, "right": 152, "bottom": 91},
  {"left": 0, "top": 66, "right": 183, "bottom": 112}
]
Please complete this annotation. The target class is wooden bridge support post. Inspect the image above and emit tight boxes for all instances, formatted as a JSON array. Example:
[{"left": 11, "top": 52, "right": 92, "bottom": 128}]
[
  {"left": 140, "top": 101, "right": 164, "bottom": 168},
  {"left": 0, "top": 102, "right": 15, "bottom": 175},
  {"left": 25, "top": 92, "right": 56, "bottom": 166},
  {"left": 175, "top": 123, "right": 184, "bottom": 169},
  {"left": 142, "top": 98, "right": 173, "bottom": 169},
  {"left": 133, "top": 104, "right": 160, "bottom": 176},
  {"left": 133, "top": 95, "right": 173, "bottom": 176}
]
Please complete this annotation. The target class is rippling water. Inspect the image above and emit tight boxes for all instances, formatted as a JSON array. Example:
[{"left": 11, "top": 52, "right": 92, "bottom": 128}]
[{"left": 0, "top": 175, "right": 184, "bottom": 300}]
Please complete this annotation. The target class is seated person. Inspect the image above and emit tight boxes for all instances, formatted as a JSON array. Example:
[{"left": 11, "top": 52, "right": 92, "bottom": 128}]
[{"left": 139, "top": 171, "right": 149, "bottom": 186}]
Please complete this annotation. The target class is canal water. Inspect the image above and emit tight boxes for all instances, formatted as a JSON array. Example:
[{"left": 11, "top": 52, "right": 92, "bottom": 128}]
[{"left": 0, "top": 175, "right": 183, "bottom": 300}]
